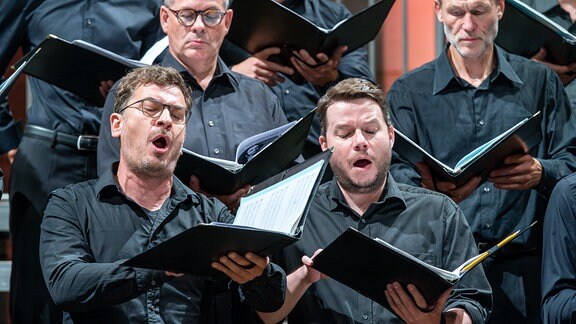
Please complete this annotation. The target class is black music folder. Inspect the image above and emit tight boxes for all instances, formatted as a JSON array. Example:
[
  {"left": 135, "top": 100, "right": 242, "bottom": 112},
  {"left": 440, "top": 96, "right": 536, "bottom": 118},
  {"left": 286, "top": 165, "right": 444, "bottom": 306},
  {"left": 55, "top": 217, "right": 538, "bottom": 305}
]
[
  {"left": 312, "top": 223, "right": 535, "bottom": 313},
  {"left": 12, "top": 34, "right": 146, "bottom": 106},
  {"left": 123, "top": 149, "right": 332, "bottom": 279},
  {"left": 226, "top": 0, "right": 395, "bottom": 83},
  {"left": 393, "top": 111, "right": 542, "bottom": 186},
  {"left": 496, "top": 0, "right": 576, "bottom": 65},
  {"left": 174, "top": 108, "right": 315, "bottom": 195}
]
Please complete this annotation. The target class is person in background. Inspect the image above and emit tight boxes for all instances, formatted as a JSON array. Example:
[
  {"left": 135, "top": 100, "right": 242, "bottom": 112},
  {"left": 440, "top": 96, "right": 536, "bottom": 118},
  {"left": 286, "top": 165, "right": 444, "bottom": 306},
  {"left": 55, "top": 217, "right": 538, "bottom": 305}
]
[
  {"left": 98, "top": 0, "right": 288, "bottom": 212},
  {"left": 220, "top": 0, "right": 373, "bottom": 159},
  {"left": 0, "top": 1, "right": 164, "bottom": 322},
  {"left": 258, "top": 78, "right": 491, "bottom": 324},
  {"left": 541, "top": 172, "right": 576, "bottom": 323},
  {"left": 387, "top": 0, "right": 576, "bottom": 322},
  {"left": 40, "top": 65, "right": 286, "bottom": 323},
  {"left": 521, "top": 0, "right": 576, "bottom": 108}
]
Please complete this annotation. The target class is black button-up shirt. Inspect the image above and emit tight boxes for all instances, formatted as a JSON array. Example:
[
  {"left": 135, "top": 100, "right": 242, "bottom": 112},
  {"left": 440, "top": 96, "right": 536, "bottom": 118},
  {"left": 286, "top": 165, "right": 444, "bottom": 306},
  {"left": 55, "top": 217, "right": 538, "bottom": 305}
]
[
  {"left": 387, "top": 46, "right": 576, "bottom": 245},
  {"left": 0, "top": 0, "right": 164, "bottom": 153},
  {"left": 541, "top": 172, "right": 576, "bottom": 323},
  {"left": 279, "top": 175, "right": 491, "bottom": 323},
  {"left": 40, "top": 166, "right": 286, "bottom": 323},
  {"left": 97, "top": 52, "right": 288, "bottom": 175},
  {"left": 220, "top": 0, "right": 373, "bottom": 149}
]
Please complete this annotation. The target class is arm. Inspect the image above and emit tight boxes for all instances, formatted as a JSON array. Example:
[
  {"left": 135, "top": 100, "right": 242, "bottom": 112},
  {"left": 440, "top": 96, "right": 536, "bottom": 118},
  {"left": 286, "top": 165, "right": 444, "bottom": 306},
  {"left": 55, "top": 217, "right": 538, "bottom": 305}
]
[
  {"left": 0, "top": 1, "right": 28, "bottom": 154},
  {"left": 532, "top": 47, "right": 576, "bottom": 86},
  {"left": 541, "top": 176, "right": 576, "bottom": 323},
  {"left": 257, "top": 252, "right": 324, "bottom": 323},
  {"left": 39, "top": 190, "right": 166, "bottom": 311}
]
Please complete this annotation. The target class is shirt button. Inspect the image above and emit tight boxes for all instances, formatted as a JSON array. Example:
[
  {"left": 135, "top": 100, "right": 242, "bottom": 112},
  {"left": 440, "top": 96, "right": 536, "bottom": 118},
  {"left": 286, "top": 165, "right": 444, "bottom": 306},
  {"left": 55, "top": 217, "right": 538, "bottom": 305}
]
[
  {"left": 361, "top": 219, "right": 366, "bottom": 223},
  {"left": 214, "top": 148, "right": 220, "bottom": 154},
  {"left": 85, "top": 18, "right": 93, "bottom": 26},
  {"left": 478, "top": 119, "right": 485, "bottom": 126},
  {"left": 284, "top": 89, "right": 290, "bottom": 95},
  {"left": 483, "top": 187, "right": 490, "bottom": 193},
  {"left": 208, "top": 120, "right": 215, "bottom": 127},
  {"left": 362, "top": 314, "right": 368, "bottom": 320},
  {"left": 485, "top": 223, "right": 491, "bottom": 229},
  {"left": 151, "top": 280, "right": 156, "bottom": 286}
]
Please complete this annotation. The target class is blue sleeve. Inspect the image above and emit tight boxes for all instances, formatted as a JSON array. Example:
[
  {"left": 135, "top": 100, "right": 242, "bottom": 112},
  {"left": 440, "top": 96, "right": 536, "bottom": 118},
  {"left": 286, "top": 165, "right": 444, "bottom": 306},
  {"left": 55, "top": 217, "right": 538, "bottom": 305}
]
[
  {"left": 541, "top": 175, "right": 576, "bottom": 323},
  {"left": 0, "top": 0, "right": 30, "bottom": 153}
]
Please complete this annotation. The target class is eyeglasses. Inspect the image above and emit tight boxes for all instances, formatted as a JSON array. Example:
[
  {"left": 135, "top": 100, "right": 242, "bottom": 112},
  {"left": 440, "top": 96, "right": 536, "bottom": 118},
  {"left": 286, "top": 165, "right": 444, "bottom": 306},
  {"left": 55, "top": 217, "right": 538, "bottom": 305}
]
[
  {"left": 120, "top": 98, "right": 190, "bottom": 125},
  {"left": 167, "top": 7, "right": 226, "bottom": 27}
]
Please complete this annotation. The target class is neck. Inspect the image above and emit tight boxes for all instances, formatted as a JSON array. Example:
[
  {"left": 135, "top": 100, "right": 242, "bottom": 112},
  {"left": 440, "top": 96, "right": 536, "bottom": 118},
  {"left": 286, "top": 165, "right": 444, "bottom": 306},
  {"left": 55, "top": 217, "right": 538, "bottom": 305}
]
[
  {"left": 338, "top": 180, "right": 386, "bottom": 216},
  {"left": 171, "top": 49, "right": 217, "bottom": 90},
  {"left": 116, "top": 161, "right": 173, "bottom": 211},
  {"left": 448, "top": 45, "right": 496, "bottom": 87}
]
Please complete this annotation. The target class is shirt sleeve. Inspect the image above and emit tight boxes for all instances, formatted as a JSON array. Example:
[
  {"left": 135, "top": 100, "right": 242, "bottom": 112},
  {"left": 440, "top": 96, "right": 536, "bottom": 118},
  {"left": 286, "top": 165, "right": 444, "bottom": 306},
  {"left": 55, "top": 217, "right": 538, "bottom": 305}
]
[
  {"left": 40, "top": 189, "right": 166, "bottom": 311},
  {"left": 442, "top": 204, "right": 492, "bottom": 322},
  {"left": 541, "top": 176, "right": 576, "bottom": 323},
  {"left": 97, "top": 84, "right": 120, "bottom": 176},
  {"left": 236, "top": 262, "right": 286, "bottom": 312},
  {"left": 536, "top": 70, "right": 576, "bottom": 197},
  {"left": 386, "top": 79, "right": 423, "bottom": 186},
  {"left": 0, "top": 0, "right": 28, "bottom": 153}
]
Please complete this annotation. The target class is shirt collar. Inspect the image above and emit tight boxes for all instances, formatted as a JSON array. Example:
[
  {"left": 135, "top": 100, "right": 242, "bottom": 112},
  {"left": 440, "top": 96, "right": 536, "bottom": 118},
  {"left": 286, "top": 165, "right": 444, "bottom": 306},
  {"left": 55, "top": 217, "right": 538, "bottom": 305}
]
[
  {"left": 95, "top": 162, "right": 192, "bottom": 204},
  {"left": 432, "top": 44, "right": 523, "bottom": 95},
  {"left": 160, "top": 51, "right": 240, "bottom": 90},
  {"left": 328, "top": 173, "right": 407, "bottom": 212}
]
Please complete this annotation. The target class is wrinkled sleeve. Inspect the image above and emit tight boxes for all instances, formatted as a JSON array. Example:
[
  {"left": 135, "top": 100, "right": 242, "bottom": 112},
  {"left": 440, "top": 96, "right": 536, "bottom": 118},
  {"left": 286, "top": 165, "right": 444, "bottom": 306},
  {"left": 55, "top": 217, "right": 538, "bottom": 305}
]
[
  {"left": 386, "top": 79, "right": 422, "bottom": 186},
  {"left": 96, "top": 84, "right": 120, "bottom": 176},
  {"left": 442, "top": 203, "right": 492, "bottom": 322},
  {"left": 541, "top": 176, "right": 576, "bottom": 323},
  {"left": 237, "top": 262, "right": 286, "bottom": 312},
  {"left": 536, "top": 71, "right": 576, "bottom": 197},
  {"left": 0, "top": 0, "right": 27, "bottom": 153},
  {"left": 40, "top": 189, "right": 166, "bottom": 311}
]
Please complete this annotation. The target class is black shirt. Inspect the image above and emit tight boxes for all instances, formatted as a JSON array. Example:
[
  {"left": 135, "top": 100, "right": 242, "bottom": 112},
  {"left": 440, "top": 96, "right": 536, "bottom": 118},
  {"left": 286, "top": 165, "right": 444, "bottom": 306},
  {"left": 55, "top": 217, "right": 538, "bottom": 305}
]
[
  {"left": 279, "top": 175, "right": 491, "bottom": 323},
  {"left": 40, "top": 166, "right": 286, "bottom": 323},
  {"left": 97, "top": 52, "right": 288, "bottom": 175},
  {"left": 541, "top": 172, "right": 576, "bottom": 323},
  {"left": 220, "top": 0, "right": 373, "bottom": 150},
  {"left": 0, "top": 0, "right": 164, "bottom": 153},
  {"left": 387, "top": 46, "right": 576, "bottom": 245}
]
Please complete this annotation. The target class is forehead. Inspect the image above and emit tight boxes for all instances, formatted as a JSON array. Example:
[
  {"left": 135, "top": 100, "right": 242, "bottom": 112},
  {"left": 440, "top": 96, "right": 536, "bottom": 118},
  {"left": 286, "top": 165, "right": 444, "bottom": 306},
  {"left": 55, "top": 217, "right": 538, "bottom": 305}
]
[
  {"left": 326, "top": 98, "right": 384, "bottom": 126},
  {"left": 440, "top": 0, "right": 496, "bottom": 8},
  {"left": 132, "top": 83, "right": 185, "bottom": 103},
  {"left": 170, "top": 0, "right": 226, "bottom": 9}
]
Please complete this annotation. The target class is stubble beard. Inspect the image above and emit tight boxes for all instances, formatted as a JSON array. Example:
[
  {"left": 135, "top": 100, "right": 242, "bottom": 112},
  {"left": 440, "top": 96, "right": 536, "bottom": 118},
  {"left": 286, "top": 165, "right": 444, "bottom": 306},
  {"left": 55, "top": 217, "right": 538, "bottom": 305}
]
[
  {"left": 445, "top": 20, "right": 498, "bottom": 59},
  {"left": 332, "top": 153, "right": 390, "bottom": 194}
]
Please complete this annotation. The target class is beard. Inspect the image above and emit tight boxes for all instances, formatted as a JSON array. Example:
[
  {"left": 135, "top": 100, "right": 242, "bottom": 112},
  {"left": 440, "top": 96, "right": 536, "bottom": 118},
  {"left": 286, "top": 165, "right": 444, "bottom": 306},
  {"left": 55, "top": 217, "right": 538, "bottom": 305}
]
[
  {"left": 121, "top": 131, "right": 183, "bottom": 179},
  {"left": 331, "top": 152, "right": 390, "bottom": 194},
  {"left": 444, "top": 19, "right": 498, "bottom": 58}
]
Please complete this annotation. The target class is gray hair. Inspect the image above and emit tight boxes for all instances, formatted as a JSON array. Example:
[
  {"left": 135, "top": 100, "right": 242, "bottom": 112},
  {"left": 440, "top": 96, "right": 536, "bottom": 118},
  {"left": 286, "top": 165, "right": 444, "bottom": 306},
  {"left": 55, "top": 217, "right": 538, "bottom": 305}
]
[{"left": 164, "top": 0, "right": 230, "bottom": 9}]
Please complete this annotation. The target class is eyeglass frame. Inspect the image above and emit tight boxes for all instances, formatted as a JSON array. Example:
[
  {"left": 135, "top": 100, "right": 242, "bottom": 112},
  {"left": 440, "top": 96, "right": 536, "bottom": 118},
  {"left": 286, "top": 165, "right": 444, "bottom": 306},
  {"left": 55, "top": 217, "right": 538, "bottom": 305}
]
[
  {"left": 119, "top": 97, "right": 191, "bottom": 125},
  {"left": 166, "top": 7, "right": 227, "bottom": 27}
]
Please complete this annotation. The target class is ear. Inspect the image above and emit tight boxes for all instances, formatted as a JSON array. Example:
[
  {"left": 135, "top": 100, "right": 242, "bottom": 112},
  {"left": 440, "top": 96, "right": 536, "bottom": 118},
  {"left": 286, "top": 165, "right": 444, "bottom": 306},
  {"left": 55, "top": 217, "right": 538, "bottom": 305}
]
[
  {"left": 160, "top": 6, "right": 170, "bottom": 34},
  {"left": 388, "top": 125, "right": 395, "bottom": 148},
  {"left": 497, "top": 0, "right": 505, "bottom": 19},
  {"left": 434, "top": 0, "right": 443, "bottom": 23},
  {"left": 110, "top": 113, "right": 123, "bottom": 139},
  {"left": 223, "top": 9, "right": 233, "bottom": 35},
  {"left": 319, "top": 135, "right": 328, "bottom": 151}
]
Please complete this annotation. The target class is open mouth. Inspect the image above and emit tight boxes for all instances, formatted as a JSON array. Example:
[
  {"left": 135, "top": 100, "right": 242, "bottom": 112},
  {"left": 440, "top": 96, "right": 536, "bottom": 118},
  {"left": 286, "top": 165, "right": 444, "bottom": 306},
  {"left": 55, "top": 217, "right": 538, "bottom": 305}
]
[
  {"left": 152, "top": 135, "right": 170, "bottom": 150},
  {"left": 353, "top": 159, "right": 372, "bottom": 168}
]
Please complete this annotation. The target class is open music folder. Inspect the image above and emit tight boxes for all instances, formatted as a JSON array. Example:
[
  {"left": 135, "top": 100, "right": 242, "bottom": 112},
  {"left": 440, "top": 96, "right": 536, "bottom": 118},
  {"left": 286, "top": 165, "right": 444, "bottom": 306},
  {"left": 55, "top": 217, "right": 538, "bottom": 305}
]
[{"left": 123, "top": 149, "right": 332, "bottom": 279}]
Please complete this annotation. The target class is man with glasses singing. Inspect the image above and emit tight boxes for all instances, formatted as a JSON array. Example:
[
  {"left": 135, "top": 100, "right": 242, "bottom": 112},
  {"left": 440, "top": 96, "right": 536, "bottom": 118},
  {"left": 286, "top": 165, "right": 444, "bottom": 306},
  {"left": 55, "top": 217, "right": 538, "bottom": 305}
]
[
  {"left": 98, "top": 0, "right": 288, "bottom": 213},
  {"left": 40, "top": 65, "right": 286, "bottom": 323}
]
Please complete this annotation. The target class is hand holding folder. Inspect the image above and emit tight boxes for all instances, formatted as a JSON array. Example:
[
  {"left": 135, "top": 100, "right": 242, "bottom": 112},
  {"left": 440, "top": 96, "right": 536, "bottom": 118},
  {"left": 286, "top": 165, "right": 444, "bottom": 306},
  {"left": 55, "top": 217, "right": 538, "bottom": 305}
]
[{"left": 311, "top": 221, "right": 537, "bottom": 313}]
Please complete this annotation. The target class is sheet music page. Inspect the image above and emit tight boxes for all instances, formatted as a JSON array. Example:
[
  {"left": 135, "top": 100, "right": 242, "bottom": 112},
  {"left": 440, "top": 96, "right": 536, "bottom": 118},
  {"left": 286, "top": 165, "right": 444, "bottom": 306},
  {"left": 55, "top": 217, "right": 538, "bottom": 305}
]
[{"left": 233, "top": 160, "right": 324, "bottom": 234}]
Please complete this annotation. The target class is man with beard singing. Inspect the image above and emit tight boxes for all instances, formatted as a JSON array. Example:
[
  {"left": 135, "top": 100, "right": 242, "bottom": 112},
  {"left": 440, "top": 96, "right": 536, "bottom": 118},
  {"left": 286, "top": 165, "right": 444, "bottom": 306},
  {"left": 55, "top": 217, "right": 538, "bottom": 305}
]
[{"left": 257, "top": 78, "right": 491, "bottom": 324}]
